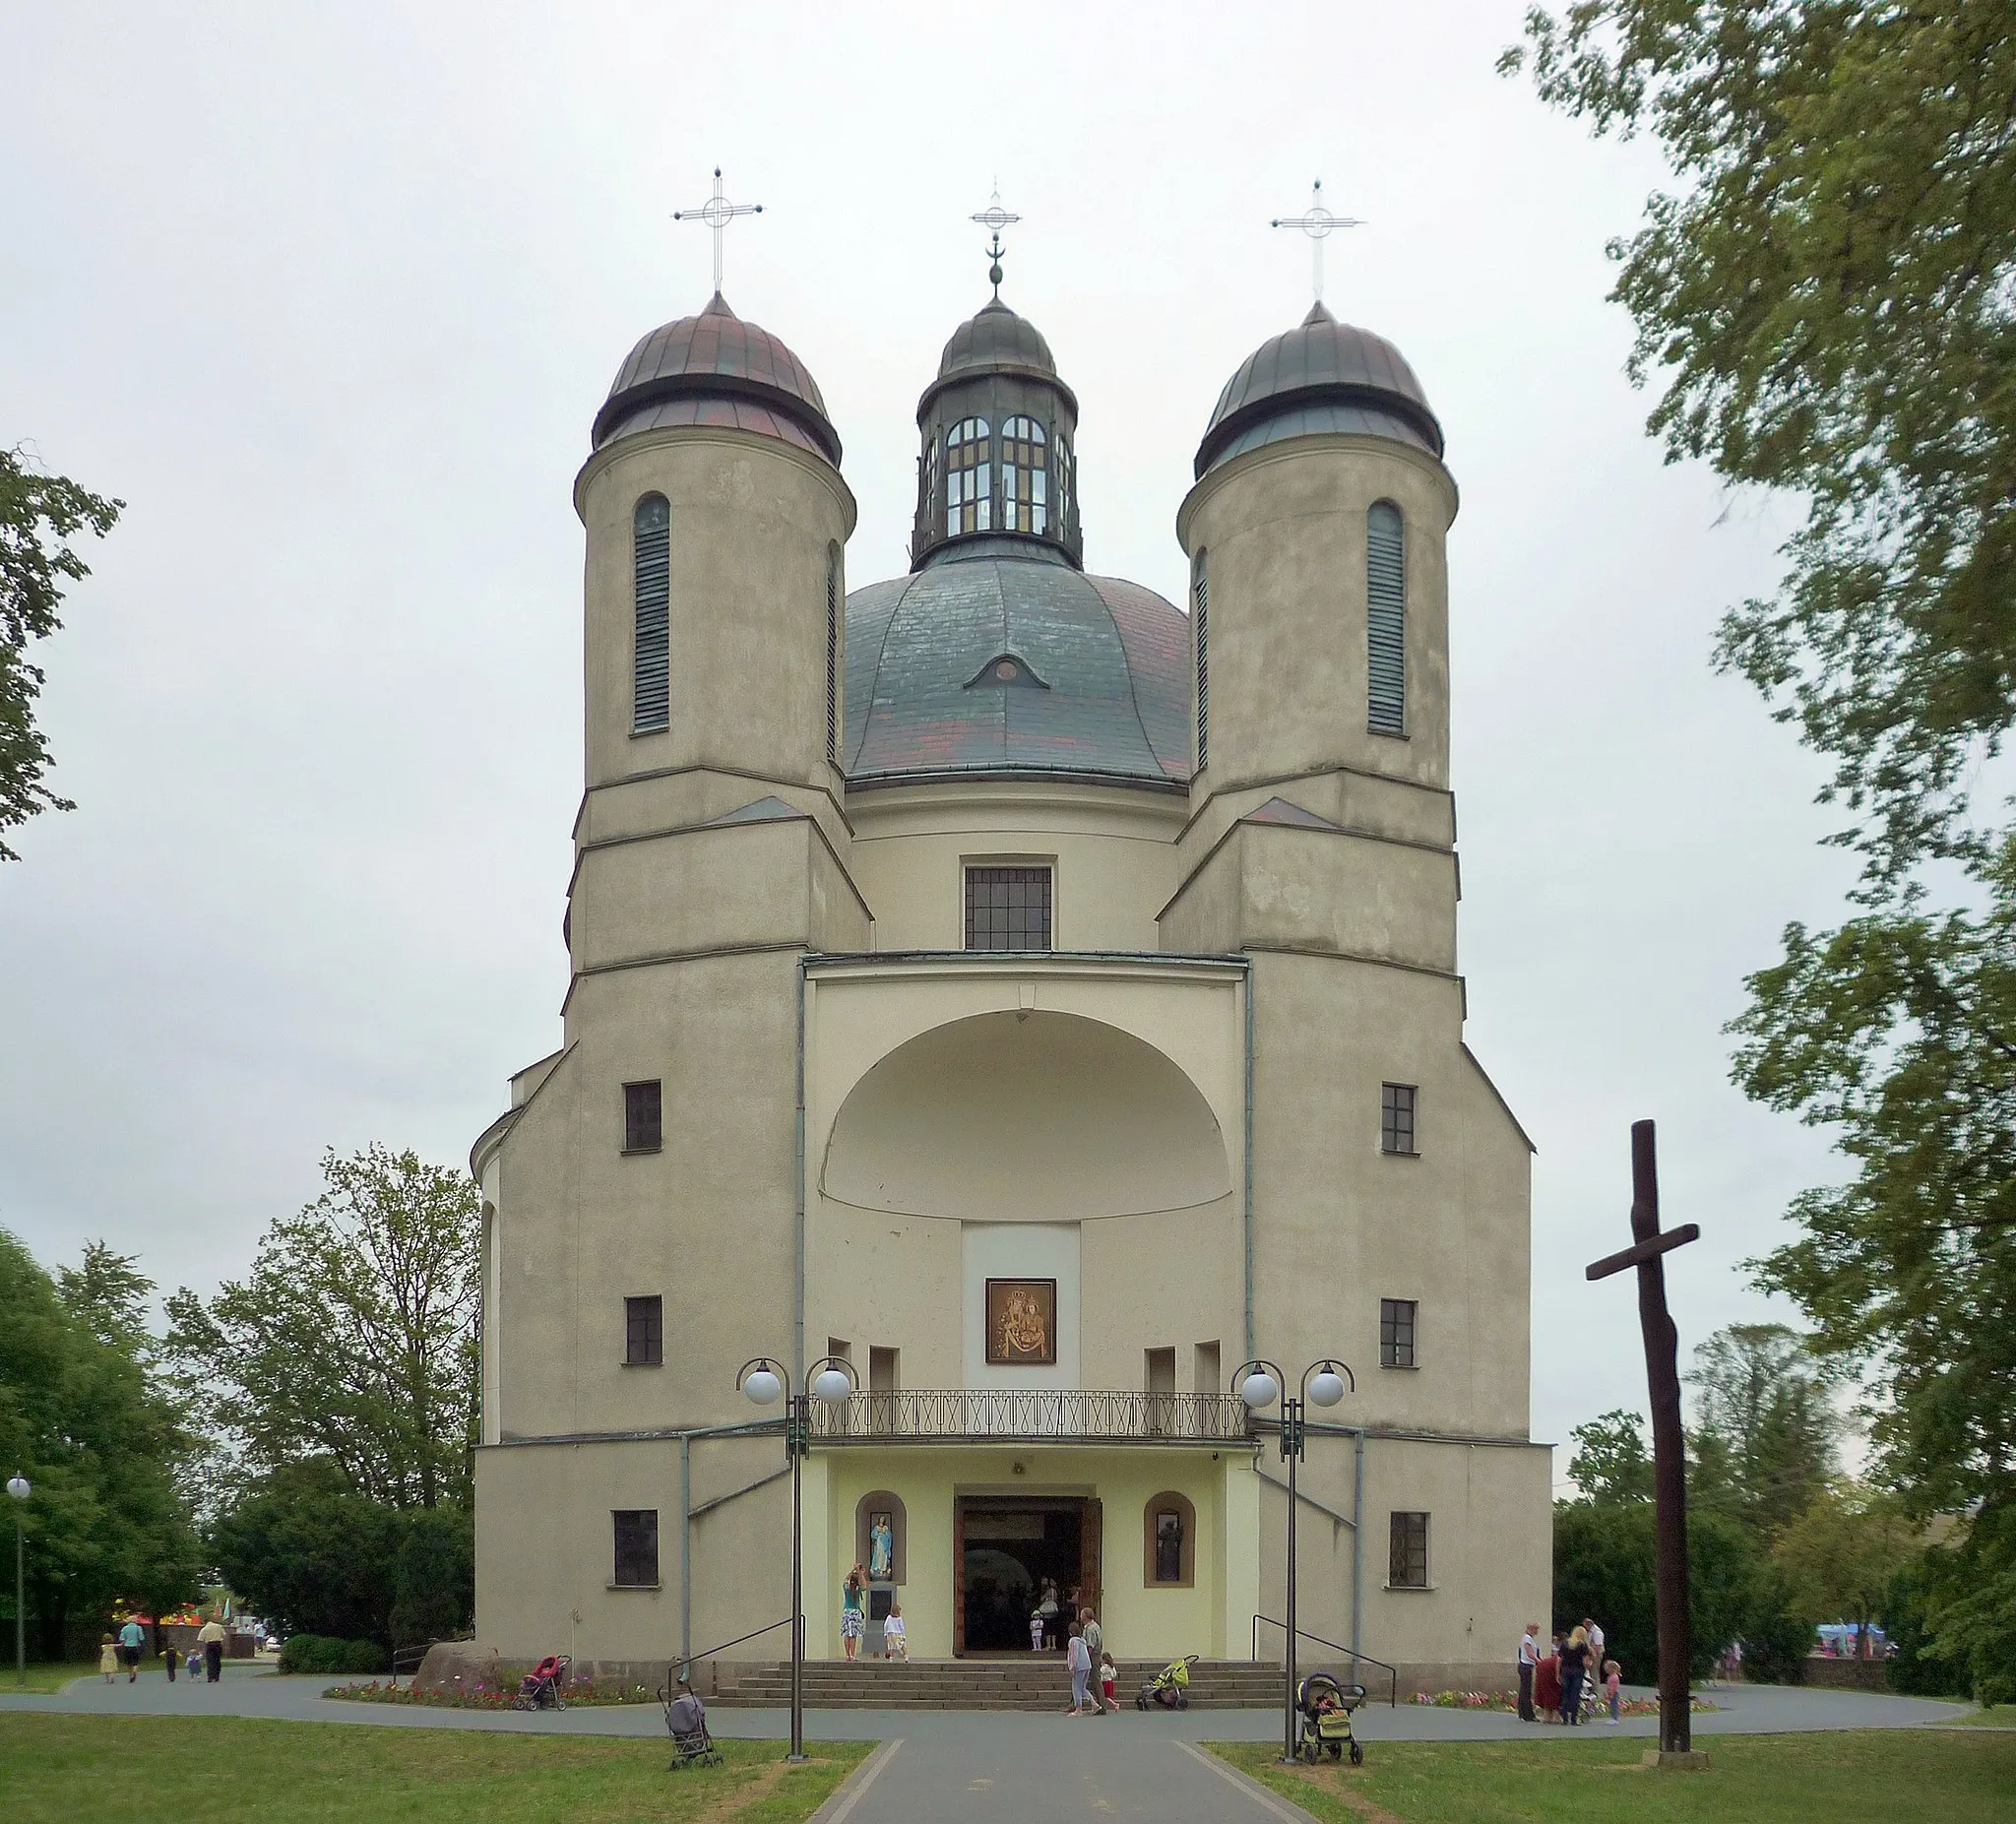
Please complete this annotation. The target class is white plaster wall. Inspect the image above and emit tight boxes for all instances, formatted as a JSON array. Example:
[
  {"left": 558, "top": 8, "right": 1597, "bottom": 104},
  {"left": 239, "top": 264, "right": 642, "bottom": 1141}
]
[{"left": 962, "top": 1222, "right": 1081, "bottom": 1389}]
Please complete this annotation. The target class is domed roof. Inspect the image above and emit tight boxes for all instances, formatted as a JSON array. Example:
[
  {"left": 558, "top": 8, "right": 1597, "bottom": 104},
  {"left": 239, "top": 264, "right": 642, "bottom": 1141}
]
[
  {"left": 1194, "top": 301, "right": 1442, "bottom": 478},
  {"left": 593, "top": 293, "right": 841, "bottom": 465},
  {"left": 918, "top": 300, "right": 1077, "bottom": 420},
  {"left": 844, "top": 545, "right": 1189, "bottom": 788}
]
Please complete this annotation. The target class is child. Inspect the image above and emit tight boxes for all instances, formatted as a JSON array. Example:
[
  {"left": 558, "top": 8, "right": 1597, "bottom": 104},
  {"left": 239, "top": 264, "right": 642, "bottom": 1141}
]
[
  {"left": 1099, "top": 1651, "right": 1117, "bottom": 1716},
  {"left": 1603, "top": 1659, "right": 1622, "bottom": 1724},
  {"left": 1029, "top": 1606, "right": 1045, "bottom": 1654},
  {"left": 99, "top": 1634, "right": 119, "bottom": 1682},
  {"left": 882, "top": 1602, "right": 909, "bottom": 1662},
  {"left": 186, "top": 1645, "right": 203, "bottom": 1684}
]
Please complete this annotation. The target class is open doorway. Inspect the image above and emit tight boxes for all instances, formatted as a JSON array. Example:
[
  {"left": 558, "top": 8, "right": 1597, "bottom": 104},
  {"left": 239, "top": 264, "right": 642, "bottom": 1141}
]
[{"left": 954, "top": 1496, "right": 1101, "bottom": 1655}]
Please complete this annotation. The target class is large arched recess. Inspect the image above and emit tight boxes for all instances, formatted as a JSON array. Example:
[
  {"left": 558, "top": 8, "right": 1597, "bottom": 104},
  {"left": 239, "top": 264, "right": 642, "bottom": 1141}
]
[{"left": 820, "top": 1010, "right": 1231, "bottom": 1222}]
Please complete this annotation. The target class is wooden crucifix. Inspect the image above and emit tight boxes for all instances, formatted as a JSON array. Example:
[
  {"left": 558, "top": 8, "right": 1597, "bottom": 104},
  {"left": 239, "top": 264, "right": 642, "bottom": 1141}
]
[{"left": 1586, "top": 1119, "right": 1701, "bottom": 1758}]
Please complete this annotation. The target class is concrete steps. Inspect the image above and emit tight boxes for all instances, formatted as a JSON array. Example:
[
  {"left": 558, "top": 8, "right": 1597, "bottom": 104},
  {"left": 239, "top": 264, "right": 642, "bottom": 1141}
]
[{"left": 709, "top": 1658, "right": 1286, "bottom": 1711}]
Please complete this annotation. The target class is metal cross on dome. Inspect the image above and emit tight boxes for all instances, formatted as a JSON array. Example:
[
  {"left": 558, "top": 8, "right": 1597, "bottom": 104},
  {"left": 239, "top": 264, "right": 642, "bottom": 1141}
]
[
  {"left": 673, "top": 166, "right": 763, "bottom": 299},
  {"left": 1272, "top": 178, "right": 1365, "bottom": 306},
  {"left": 971, "top": 185, "right": 1021, "bottom": 301}
]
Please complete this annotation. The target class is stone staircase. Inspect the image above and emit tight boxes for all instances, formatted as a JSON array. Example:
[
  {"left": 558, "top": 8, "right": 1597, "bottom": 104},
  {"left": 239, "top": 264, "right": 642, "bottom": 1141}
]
[{"left": 708, "top": 1657, "right": 1286, "bottom": 1711}]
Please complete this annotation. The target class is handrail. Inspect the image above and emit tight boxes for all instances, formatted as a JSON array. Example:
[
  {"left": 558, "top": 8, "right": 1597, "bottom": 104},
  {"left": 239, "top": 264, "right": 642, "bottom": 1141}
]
[
  {"left": 1252, "top": 1613, "right": 1398, "bottom": 1708},
  {"left": 671, "top": 1616, "right": 796, "bottom": 1687},
  {"left": 391, "top": 1638, "right": 442, "bottom": 1682}
]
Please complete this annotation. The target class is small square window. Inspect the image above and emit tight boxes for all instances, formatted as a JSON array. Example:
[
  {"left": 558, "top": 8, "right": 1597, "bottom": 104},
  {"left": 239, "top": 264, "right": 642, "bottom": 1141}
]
[
  {"left": 625, "top": 1295, "right": 663, "bottom": 1366},
  {"left": 612, "top": 1509, "right": 659, "bottom": 1587},
  {"left": 965, "top": 865, "right": 1052, "bottom": 952},
  {"left": 1380, "top": 1298, "right": 1417, "bottom": 1368},
  {"left": 1380, "top": 1083, "right": 1418, "bottom": 1156},
  {"left": 1389, "top": 1511, "right": 1429, "bottom": 1589},
  {"left": 623, "top": 1080, "right": 662, "bottom": 1154}
]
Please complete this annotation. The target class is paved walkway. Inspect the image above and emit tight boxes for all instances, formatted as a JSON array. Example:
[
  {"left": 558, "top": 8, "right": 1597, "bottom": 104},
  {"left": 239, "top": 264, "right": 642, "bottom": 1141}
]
[{"left": 0, "top": 1668, "right": 1978, "bottom": 1821}]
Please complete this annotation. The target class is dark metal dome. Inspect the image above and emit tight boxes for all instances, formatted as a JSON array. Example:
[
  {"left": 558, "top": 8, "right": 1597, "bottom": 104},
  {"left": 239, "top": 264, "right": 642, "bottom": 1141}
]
[
  {"left": 1195, "top": 302, "right": 1442, "bottom": 478},
  {"left": 935, "top": 299, "right": 1057, "bottom": 383},
  {"left": 845, "top": 547, "right": 1188, "bottom": 789},
  {"left": 593, "top": 293, "right": 841, "bottom": 465}
]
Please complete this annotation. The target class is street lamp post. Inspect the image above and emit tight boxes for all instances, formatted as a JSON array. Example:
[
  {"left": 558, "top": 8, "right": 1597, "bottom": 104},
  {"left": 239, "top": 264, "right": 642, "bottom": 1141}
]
[
  {"left": 6, "top": 1476, "right": 29, "bottom": 1690},
  {"left": 1234, "top": 1357, "right": 1353, "bottom": 1764},
  {"left": 739, "top": 1353, "right": 856, "bottom": 1763}
]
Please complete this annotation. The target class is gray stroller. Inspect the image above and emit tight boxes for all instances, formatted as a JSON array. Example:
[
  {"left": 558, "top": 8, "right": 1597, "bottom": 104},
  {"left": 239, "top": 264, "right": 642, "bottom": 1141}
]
[{"left": 661, "top": 1675, "right": 724, "bottom": 1770}]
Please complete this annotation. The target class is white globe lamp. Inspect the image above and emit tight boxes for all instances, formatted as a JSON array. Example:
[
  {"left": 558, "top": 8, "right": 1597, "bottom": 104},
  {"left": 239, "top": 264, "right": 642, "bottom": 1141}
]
[
  {"left": 4, "top": 1478, "right": 26, "bottom": 1503},
  {"left": 811, "top": 1366, "right": 852, "bottom": 1404},
  {"left": 1308, "top": 1369, "right": 1347, "bottom": 1408},
  {"left": 743, "top": 1366, "right": 782, "bottom": 1406},
  {"left": 1240, "top": 1370, "right": 1280, "bottom": 1410}
]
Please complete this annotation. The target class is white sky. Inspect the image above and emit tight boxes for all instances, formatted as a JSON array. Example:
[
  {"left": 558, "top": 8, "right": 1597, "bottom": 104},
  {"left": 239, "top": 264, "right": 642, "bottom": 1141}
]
[{"left": 0, "top": 2, "right": 1858, "bottom": 1479}]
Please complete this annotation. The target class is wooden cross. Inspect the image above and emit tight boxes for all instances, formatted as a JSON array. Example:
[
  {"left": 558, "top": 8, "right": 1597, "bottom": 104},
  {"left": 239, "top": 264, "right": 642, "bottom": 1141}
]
[{"left": 1586, "top": 1119, "right": 1701, "bottom": 1759}]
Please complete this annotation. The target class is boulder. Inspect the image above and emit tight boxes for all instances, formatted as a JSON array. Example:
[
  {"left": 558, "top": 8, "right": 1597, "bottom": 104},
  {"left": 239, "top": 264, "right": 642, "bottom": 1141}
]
[{"left": 413, "top": 1640, "right": 500, "bottom": 1698}]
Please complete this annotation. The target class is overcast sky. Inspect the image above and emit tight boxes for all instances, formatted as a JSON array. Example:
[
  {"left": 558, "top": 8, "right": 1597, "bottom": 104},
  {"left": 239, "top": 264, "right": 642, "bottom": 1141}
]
[{"left": 0, "top": 2, "right": 1859, "bottom": 1478}]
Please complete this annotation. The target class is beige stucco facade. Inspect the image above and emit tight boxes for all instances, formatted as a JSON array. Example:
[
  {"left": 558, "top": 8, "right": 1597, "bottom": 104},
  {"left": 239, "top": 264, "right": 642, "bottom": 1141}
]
[{"left": 472, "top": 291, "right": 1550, "bottom": 1696}]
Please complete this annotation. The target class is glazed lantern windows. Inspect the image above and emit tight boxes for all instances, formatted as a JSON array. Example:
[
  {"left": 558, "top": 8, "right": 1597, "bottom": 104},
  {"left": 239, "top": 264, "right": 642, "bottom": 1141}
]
[
  {"left": 946, "top": 417, "right": 992, "bottom": 535},
  {"left": 1000, "top": 416, "right": 1048, "bottom": 535}
]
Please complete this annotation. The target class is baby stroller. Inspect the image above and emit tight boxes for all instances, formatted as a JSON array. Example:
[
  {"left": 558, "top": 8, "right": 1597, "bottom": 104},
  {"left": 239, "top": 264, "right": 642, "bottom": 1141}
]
[
  {"left": 660, "top": 1675, "right": 723, "bottom": 1770},
  {"left": 1295, "top": 1671, "right": 1367, "bottom": 1765},
  {"left": 512, "top": 1654, "right": 571, "bottom": 1711},
  {"left": 1136, "top": 1654, "right": 1199, "bottom": 1710}
]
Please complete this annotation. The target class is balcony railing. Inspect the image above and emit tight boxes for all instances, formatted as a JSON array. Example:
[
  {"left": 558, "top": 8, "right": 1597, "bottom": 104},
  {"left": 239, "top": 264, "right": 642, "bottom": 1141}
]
[{"left": 805, "top": 1389, "right": 1252, "bottom": 1445}]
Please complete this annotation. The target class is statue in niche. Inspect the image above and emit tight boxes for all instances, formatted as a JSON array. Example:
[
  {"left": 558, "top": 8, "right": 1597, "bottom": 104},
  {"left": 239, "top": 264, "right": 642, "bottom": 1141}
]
[
  {"left": 869, "top": 1512, "right": 894, "bottom": 1581},
  {"left": 1155, "top": 1509, "right": 1184, "bottom": 1584},
  {"left": 986, "top": 1279, "right": 1057, "bottom": 1365}
]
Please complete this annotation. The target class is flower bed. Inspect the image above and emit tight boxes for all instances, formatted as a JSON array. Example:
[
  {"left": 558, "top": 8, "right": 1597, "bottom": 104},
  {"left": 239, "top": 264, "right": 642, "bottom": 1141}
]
[
  {"left": 1411, "top": 1689, "right": 1716, "bottom": 1716},
  {"left": 324, "top": 1678, "right": 660, "bottom": 1709}
]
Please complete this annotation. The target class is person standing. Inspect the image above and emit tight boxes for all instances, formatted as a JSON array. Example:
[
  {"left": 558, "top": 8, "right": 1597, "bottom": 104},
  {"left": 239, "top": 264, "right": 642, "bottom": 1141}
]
[
  {"left": 1582, "top": 1616, "right": 1606, "bottom": 1719},
  {"left": 1065, "top": 1623, "right": 1091, "bottom": 1717},
  {"left": 1080, "top": 1608, "right": 1113, "bottom": 1714},
  {"left": 840, "top": 1565, "right": 865, "bottom": 1662},
  {"left": 1557, "top": 1625, "right": 1590, "bottom": 1725},
  {"left": 1603, "top": 1659, "right": 1622, "bottom": 1724},
  {"left": 881, "top": 1602, "right": 908, "bottom": 1661},
  {"left": 118, "top": 1617, "right": 146, "bottom": 1684},
  {"left": 1517, "top": 1622, "right": 1539, "bottom": 1722},
  {"left": 197, "top": 1614, "right": 227, "bottom": 1684},
  {"left": 159, "top": 1627, "right": 178, "bottom": 1683},
  {"left": 98, "top": 1635, "right": 119, "bottom": 1683},
  {"left": 1533, "top": 1635, "right": 1561, "bottom": 1722}
]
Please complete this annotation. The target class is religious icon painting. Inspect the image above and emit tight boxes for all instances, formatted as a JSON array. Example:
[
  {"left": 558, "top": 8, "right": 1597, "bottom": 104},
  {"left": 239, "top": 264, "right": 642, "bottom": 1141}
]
[{"left": 985, "top": 1278, "right": 1056, "bottom": 1365}]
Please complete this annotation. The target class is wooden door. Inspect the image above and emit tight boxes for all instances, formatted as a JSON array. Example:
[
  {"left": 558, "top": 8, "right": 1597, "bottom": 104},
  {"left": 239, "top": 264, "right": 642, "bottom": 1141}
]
[
  {"left": 952, "top": 1499, "right": 967, "bottom": 1657},
  {"left": 1080, "top": 1497, "right": 1102, "bottom": 1620}
]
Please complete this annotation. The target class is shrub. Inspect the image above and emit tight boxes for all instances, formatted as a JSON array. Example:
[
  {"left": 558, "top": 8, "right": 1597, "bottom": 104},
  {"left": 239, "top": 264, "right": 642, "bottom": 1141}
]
[{"left": 279, "top": 1634, "right": 387, "bottom": 1675}]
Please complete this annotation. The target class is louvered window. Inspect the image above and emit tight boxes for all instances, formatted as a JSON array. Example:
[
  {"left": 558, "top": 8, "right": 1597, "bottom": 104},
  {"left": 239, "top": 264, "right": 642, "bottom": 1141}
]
[
  {"left": 1367, "top": 501, "right": 1406, "bottom": 736},
  {"left": 632, "top": 495, "right": 670, "bottom": 734},
  {"left": 826, "top": 543, "right": 841, "bottom": 762},
  {"left": 1192, "top": 551, "right": 1209, "bottom": 770}
]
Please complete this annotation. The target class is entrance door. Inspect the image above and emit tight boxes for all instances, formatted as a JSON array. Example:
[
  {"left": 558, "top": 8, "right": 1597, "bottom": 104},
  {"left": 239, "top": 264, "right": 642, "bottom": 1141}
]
[{"left": 955, "top": 1496, "right": 1102, "bottom": 1656}]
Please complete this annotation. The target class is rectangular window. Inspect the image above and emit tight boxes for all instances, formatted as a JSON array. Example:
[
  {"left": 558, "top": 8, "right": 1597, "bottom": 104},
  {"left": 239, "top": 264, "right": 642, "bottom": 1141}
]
[
  {"left": 625, "top": 1294, "right": 662, "bottom": 1366},
  {"left": 623, "top": 1080, "right": 662, "bottom": 1154},
  {"left": 1380, "top": 1083, "right": 1417, "bottom": 1156},
  {"left": 1367, "top": 502, "right": 1406, "bottom": 736},
  {"left": 825, "top": 546, "right": 840, "bottom": 763},
  {"left": 1193, "top": 552, "right": 1208, "bottom": 770},
  {"left": 1389, "top": 1511, "right": 1429, "bottom": 1589},
  {"left": 1380, "top": 1298, "right": 1417, "bottom": 1368},
  {"left": 632, "top": 497, "right": 671, "bottom": 734},
  {"left": 965, "top": 865, "right": 1052, "bottom": 952},
  {"left": 612, "top": 1509, "right": 660, "bottom": 1587}
]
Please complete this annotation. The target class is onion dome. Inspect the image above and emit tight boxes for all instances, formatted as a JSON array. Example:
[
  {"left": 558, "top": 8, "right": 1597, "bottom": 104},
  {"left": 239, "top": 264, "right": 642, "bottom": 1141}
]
[
  {"left": 1194, "top": 301, "right": 1442, "bottom": 479},
  {"left": 926, "top": 300, "right": 1068, "bottom": 399},
  {"left": 845, "top": 545, "right": 1188, "bottom": 788},
  {"left": 592, "top": 293, "right": 841, "bottom": 466}
]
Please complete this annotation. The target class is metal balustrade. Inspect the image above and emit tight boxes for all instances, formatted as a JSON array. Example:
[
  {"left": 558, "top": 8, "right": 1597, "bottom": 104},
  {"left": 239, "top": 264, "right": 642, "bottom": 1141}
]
[{"left": 804, "top": 1389, "right": 1253, "bottom": 1444}]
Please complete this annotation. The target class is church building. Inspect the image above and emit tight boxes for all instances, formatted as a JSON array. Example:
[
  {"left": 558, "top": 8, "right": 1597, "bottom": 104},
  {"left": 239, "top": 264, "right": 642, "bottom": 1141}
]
[{"left": 471, "top": 226, "right": 1550, "bottom": 1694}]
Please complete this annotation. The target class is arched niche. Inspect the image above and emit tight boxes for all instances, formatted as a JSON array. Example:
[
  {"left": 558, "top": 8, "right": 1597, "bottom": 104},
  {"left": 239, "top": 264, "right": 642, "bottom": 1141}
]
[
  {"left": 1144, "top": 1491, "right": 1196, "bottom": 1589},
  {"left": 855, "top": 1490, "right": 906, "bottom": 1586},
  {"left": 822, "top": 1011, "right": 1230, "bottom": 1222}
]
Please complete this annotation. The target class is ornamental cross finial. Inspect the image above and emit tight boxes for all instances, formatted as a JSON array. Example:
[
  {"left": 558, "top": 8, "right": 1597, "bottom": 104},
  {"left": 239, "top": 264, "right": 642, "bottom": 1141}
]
[
  {"left": 971, "top": 184, "right": 1021, "bottom": 301},
  {"left": 673, "top": 166, "right": 763, "bottom": 299},
  {"left": 1272, "top": 178, "right": 1364, "bottom": 306}
]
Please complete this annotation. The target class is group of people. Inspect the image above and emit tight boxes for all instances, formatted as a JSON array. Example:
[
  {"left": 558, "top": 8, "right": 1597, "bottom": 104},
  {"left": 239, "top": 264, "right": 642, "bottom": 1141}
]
[
  {"left": 1517, "top": 1618, "right": 1622, "bottom": 1726},
  {"left": 99, "top": 1616, "right": 230, "bottom": 1685},
  {"left": 1061, "top": 1604, "right": 1117, "bottom": 1716},
  {"left": 839, "top": 1564, "right": 907, "bottom": 1662}
]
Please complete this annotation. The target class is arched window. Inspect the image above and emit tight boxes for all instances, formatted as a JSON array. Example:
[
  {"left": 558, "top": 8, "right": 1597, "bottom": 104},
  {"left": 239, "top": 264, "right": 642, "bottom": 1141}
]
[
  {"left": 1143, "top": 1491, "right": 1195, "bottom": 1588},
  {"left": 632, "top": 494, "right": 670, "bottom": 734},
  {"left": 1367, "top": 502, "right": 1406, "bottom": 736},
  {"left": 946, "top": 417, "right": 991, "bottom": 535},
  {"left": 1000, "top": 416, "right": 1048, "bottom": 535},
  {"left": 1054, "top": 434, "right": 1075, "bottom": 530},
  {"left": 825, "top": 543, "right": 842, "bottom": 762},
  {"left": 1192, "top": 550, "right": 1209, "bottom": 770}
]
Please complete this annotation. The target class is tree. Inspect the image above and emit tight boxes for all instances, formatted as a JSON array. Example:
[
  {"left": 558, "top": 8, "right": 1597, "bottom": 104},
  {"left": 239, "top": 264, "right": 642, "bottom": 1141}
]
[
  {"left": 166, "top": 1146, "right": 480, "bottom": 1509},
  {"left": 1501, "top": 4, "right": 2016, "bottom": 887},
  {"left": 1773, "top": 1481, "right": 1920, "bottom": 1658},
  {"left": 0, "top": 1228, "right": 200, "bottom": 1656},
  {"left": 1685, "top": 1324, "right": 1837, "bottom": 1537},
  {"left": 1567, "top": 1409, "right": 1655, "bottom": 1504},
  {"left": 0, "top": 446, "right": 121, "bottom": 860}
]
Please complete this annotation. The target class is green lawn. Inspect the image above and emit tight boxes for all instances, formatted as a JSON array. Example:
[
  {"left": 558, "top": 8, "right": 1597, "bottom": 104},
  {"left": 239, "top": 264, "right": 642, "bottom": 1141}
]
[
  {"left": 1949, "top": 1705, "right": 2016, "bottom": 1728},
  {"left": 1212, "top": 1730, "right": 2016, "bottom": 1823},
  {"left": 0, "top": 1715, "right": 870, "bottom": 1823},
  {"left": 0, "top": 1663, "right": 99, "bottom": 1694}
]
